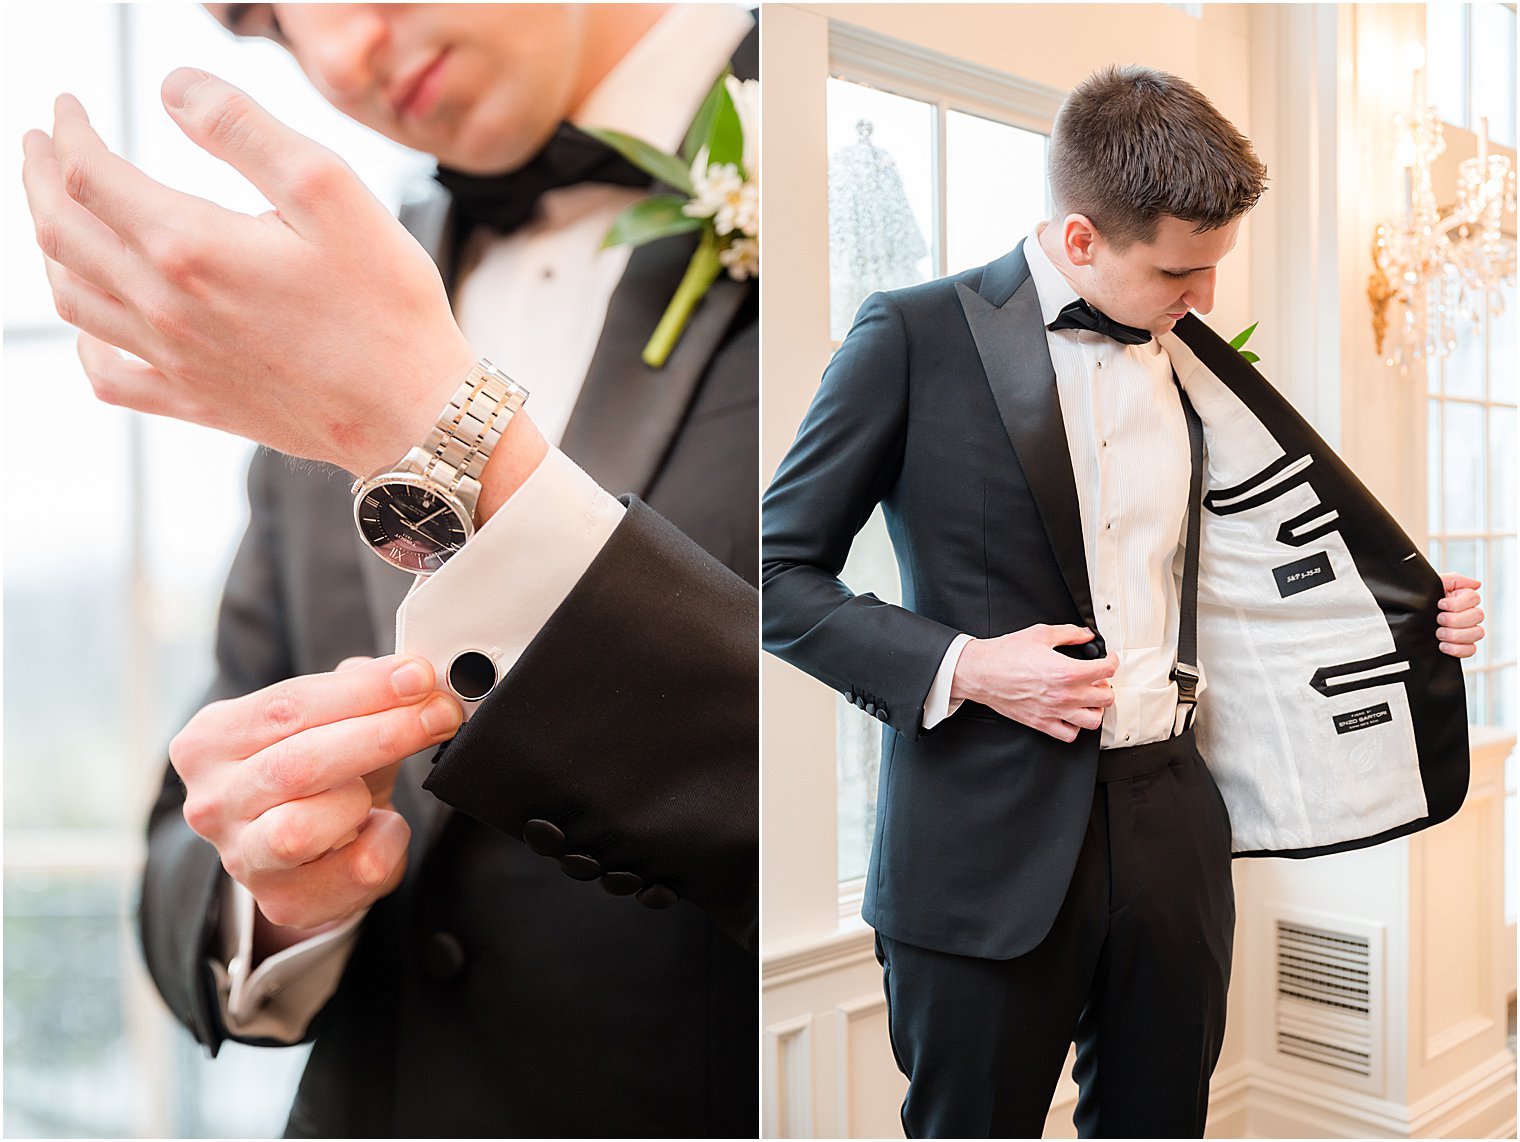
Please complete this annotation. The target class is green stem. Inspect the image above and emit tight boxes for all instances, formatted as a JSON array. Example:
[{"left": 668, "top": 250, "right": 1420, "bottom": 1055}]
[{"left": 643, "top": 228, "right": 724, "bottom": 368}]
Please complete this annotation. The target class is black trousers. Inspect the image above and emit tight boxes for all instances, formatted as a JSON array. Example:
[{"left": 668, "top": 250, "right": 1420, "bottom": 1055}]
[{"left": 876, "top": 728, "right": 1235, "bottom": 1139}]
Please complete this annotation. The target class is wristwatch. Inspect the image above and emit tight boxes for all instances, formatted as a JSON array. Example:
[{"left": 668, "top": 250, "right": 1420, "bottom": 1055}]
[{"left": 351, "top": 358, "right": 529, "bottom": 574}]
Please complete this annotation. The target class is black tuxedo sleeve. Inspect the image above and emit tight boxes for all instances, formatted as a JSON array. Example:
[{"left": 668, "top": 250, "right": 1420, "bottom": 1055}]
[
  {"left": 423, "top": 498, "right": 759, "bottom": 954},
  {"left": 761, "top": 291, "right": 962, "bottom": 741},
  {"left": 138, "top": 452, "right": 299, "bottom": 1055}
]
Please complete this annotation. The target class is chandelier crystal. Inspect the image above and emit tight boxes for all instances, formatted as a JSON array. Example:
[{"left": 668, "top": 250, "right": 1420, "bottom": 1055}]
[{"left": 1369, "top": 103, "right": 1516, "bottom": 373}]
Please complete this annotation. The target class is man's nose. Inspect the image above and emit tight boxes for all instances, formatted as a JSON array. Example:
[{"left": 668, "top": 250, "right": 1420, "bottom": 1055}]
[
  {"left": 1183, "top": 269, "right": 1217, "bottom": 315},
  {"left": 302, "top": 8, "right": 389, "bottom": 98}
]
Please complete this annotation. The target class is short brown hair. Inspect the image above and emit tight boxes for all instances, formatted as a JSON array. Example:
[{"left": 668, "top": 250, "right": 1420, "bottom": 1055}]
[{"left": 1048, "top": 64, "right": 1267, "bottom": 248}]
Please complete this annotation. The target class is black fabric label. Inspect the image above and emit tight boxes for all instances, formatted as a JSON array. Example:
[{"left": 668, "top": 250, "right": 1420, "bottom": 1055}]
[
  {"left": 1273, "top": 550, "right": 1335, "bottom": 597},
  {"left": 1334, "top": 703, "right": 1393, "bottom": 735}
]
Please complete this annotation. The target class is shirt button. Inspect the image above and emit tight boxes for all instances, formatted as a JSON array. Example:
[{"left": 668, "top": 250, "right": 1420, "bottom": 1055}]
[
  {"left": 1096, "top": 360, "right": 1104, "bottom": 369},
  {"left": 1101, "top": 439, "right": 1109, "bottom": 448},
  {"left": 1105, "top": 522, "right": 1112, "bottom": 530},
  {"left": 1125, "top": 735, "right": 1131, "bottom": 742},
  {"left": 1105, "top": 604, "right": 1112, "bottom": 610}
]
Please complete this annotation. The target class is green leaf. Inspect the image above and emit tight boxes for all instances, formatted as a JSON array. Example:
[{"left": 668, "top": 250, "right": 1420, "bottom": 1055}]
[
  {"left": 682, "top": 71, "right": 733, "bottom": 164},
  {"left": 580, "top": 126, "right": 694, "bottom": 195},
  {"left": 702, "top": 82, "right": 746, "bottom": 172},
  {"left": 1228, "top": 321, "right": 1259, "bottom": 351},
  {"left": 602, "top": 196, "right": 704, "bottom": 250},
  {"left": 1240, "top": 350, "right": 1260, "bottom": 364}
]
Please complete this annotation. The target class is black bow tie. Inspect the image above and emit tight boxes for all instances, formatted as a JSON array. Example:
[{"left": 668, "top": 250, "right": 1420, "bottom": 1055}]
[
  {"left": 433, "top": 122, "right": 652, "bottom": 240},
  {"left": 1046, "top": 299, "right": 1153, "bottom": 345}
]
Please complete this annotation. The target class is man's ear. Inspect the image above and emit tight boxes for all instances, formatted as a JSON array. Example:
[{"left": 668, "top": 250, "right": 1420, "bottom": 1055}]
[{"left": 1062, "top": 214, "right": 1099, "bottom": 267}]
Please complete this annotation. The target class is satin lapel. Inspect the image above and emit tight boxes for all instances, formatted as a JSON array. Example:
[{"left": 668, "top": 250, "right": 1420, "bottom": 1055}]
[
  {"left": 955, "top": 260, "right": 1099, "bottom": 634},
  {"left": 559, "top": 233, "right": 750, "bottom": 497},
  {"left": 353, "top": 547, "right": 453, "bottom": 845}
]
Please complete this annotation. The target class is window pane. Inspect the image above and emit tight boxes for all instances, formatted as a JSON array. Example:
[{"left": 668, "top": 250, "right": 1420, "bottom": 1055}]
[
  {"left": 828, "top": 78, "right": 935, "bottom": 340},
  {"left": 4, "top": 872, "right": 142, "bottom": 1137},
  {"left": 1444, "top": 307, "right": 1486, "bottom": 398},
  {"left": 1428, "top": 399, "right": 1443, "bottom": 535},
  {"left": 1493, "top": 536, "right": 1515, "bottom": 664},
  {"left": 1492, "top": 288, "right": 1517, "bottom": 403},
  {"left": 2, "top": 5, "right": 123, "bottom": 329},
  {"left": 1466, "top": 666, "right": 1488, "bottom": 725},
  {"left": 836, "top": 507, "right": 902, "bottom": 883},
  {"left": 1445, "top": 537, "right": 1483, "bottom": 581},
  {"left": 1427, "top": 3, "right": 1468, "bottom": 128},
  {"left": 1470, "top": 2, "right": 1517, "bottom": 149},
  {"left": 3, "top": 338, "right": 134, "bottom": 831},
  {"left": 1443, "top": 402, "right": 1486, "bottom": 533},
  {"left": 1492, "top": 407, "right": 1516, "bottom": 532},
  {"left": 945, "top": 110, "right": 1047, "bottom": 275},
  {"left": 1495, "top": 665, "right": 1516, "bottom": 729}
]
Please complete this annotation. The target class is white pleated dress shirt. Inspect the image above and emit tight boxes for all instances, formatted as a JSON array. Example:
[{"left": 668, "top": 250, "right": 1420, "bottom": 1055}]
[
  {"left": 211, "top": 3, "right": 752, "bottom": 1041},
  {"left": 921, "top": 224, "right": 1208, "bottom": 749}
]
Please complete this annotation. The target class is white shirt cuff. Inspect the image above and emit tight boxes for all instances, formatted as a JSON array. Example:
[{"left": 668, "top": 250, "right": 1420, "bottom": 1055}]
[
  {"left": 211, "top": 878, "right": 364, "bottom": 1043},
  {"left": 395, "top": 447, "right": 625, "bottom": 717},
  {"left": 922, "top": 633, "right": 974, "bottom": 729}
]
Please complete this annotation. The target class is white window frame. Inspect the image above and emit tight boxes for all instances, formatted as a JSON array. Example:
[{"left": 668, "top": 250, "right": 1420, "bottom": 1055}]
[{"left": 825, "top": 26, "right": 1065, "bottom": 909}]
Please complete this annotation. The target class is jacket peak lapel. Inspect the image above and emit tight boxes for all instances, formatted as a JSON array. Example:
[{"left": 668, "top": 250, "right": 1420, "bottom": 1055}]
[
  {"left": 559, "top": 232, "right": 750, "bottom": 498},
  {"left": 955, "top": 259, "right": 1100, "bottom": 636}
]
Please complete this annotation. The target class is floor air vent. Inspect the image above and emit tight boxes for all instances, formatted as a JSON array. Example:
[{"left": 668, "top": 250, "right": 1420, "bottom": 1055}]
[{"left": 1276, "top": 920, "right": 1374, "bottom": 1077}]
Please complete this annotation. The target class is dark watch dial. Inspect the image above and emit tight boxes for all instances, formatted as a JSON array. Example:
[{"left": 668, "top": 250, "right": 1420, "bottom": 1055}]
[{"left": 355, "top": 481, "right": 471, "bottom": 574}]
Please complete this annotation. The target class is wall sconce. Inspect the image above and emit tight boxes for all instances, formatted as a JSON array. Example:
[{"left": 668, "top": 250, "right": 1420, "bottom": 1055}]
[{"left": 1368, "top": 64, "right": 1516, "bottom": 372}]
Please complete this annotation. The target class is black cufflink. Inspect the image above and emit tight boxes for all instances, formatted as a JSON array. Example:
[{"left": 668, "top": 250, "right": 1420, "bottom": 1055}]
[{"left": 446, "top": 649, "right": 498, "bottom": 701}]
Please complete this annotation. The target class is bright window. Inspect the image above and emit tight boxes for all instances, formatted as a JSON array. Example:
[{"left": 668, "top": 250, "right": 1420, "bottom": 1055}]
[
  {"left": 825, "top": 59, "right": 1053, "bottom": 887},
  {"left": 2, "top": 4, "right": 428, "bottom": 1134},
  {"left": 1426, "top": 2, "right": 1517, "bottom": 148}
]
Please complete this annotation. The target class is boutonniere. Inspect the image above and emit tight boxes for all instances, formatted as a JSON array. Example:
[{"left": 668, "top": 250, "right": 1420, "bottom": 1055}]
[
  {"left": 583, "top": 74, "right": 758, "bottom": 368},
  {"left": 1230, "top": 321, "right": 1261, "bottom": 364}
]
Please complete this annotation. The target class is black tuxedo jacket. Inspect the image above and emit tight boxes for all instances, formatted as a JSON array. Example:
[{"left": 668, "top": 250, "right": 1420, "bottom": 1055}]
[
  {"left": 762, "top": 239, "right": 1468, "bottom": 962},
  {"left": 138, "top": 30, "right": 759, "bottom": 1137}
]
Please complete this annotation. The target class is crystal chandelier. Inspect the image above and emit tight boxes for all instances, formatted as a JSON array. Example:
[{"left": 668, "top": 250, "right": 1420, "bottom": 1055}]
[{"left": 1368, "top": 88, "right": 1517, "bottom": 373}]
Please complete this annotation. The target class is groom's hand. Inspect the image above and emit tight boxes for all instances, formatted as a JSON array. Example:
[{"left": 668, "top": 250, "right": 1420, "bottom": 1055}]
[
  {"left": 20, "top": 71, "right": 543, "bottom": 485},
  {"left": 1435, "top": 572, "right": 1484, "bottom": 658},
  {"left": 950, "top": 625, "right": 1117, "bottom": 743},
  {"left": 169, "top": 655, "right": 463, "bottom": 951}
]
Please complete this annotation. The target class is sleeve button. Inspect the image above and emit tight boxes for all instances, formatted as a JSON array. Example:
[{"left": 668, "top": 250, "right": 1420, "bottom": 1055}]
[
  {"left": 522, "top": 819, "right": 566, "bottom": 857},
  {"left": 636, "top": 884, "right": 679, "bottom": 910},
  {"left": 559, "top": 854, "right": 603, "bottom": 881},
  {"left": 601, "top": 871, "right": 643, "bottom": 896}
]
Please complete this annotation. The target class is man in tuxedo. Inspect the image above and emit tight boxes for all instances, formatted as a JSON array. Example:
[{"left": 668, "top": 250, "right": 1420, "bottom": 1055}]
[
  {"left": 763, "top": 64, "right": 1484, "bottom": 1138},
  {"left": 21, "top": 4, "right": 757, "bottom": 1136}
]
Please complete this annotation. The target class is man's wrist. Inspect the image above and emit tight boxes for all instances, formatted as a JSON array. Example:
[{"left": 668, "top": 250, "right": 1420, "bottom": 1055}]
[
  {"left": 347, "top": 340, "right": 478, "bottom": 478},
  {"left": 948, "top": 637, "right": 984, "bottom": 705},
  {"left": 252, "top": 902, "right": 347, "bottom": 966},
  {"left": 474, "top": 411, "right": 550, "bottom": 527}
]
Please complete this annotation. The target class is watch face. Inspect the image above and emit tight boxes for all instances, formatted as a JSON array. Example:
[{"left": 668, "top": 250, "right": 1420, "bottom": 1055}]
[{"left": 355, "top": 480, "right": 471, "bottom": 574}]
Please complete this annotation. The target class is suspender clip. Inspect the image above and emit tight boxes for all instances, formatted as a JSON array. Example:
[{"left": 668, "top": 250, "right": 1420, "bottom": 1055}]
[{"left": 1171, "top": 662, "right": 1200, "bottom": 735}]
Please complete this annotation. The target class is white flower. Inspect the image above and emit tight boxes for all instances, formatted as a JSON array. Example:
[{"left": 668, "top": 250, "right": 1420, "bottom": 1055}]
[
  {"left": 725, "top": 75, "right": 759, "bottom": 180},
  {"left": 684, "top": 146, "right": 758, "bottom": 238},
  {"left": 721, "top": 236, "right": 759, "bottom": 281}
]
